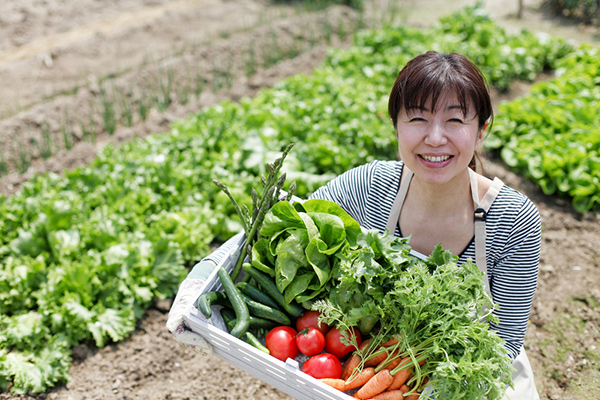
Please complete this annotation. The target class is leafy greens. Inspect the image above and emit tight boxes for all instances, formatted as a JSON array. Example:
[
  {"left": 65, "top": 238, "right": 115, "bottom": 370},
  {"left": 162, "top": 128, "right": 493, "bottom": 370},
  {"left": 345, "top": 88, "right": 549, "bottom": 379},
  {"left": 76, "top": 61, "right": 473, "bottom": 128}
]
[{"left": 315, "top": 236, "right": 514, "bottom": 400}]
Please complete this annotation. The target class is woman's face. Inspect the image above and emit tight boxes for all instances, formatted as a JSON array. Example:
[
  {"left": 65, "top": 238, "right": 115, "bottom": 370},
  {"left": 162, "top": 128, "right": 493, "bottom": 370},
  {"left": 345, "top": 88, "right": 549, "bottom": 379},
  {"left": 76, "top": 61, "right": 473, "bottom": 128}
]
[{"left": 395, "top": 95, "right": 482, "bottom": 186}]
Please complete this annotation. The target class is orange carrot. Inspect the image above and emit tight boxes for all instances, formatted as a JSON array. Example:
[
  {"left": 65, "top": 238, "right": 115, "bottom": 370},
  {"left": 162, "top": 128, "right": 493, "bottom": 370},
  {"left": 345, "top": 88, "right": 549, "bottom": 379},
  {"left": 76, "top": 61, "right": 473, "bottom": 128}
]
[
  {"left": 342, "top": 354, "right": 362, "bottom": 380},
  {"left": 376, "top": 350, "right": 400, "bottom": 371},
  {"left": 364, "top": 348, "right": 390, "bottom": 367},
  {"left": 367, "top": 389, "right": 407, "bottom": 400},
  {"left": 387, "top": 357, "right": 412, "bottom": 391},
  {"left": 359, "top": 339, "right": 371, "bottom": 351},
  {"left": 400, "top": 384, "right": 410, "bottom": 393},
  {"left": 387, "top": 368, "right": 412, "bottom": 391},
  {"left": 344, "top": 367, "right": 375, "bottom": 391},
  {"left": 355, "top": 369, "right": 394, "bottom": 399},
  {"left": 404, "top": 393, "right": 420, "bottom": 400},
  {"left": 319, "top": 378, "right": 346, "bottom": 392},
  {"left": 380, "top": 335, "right": 400, "bottom": 348}
]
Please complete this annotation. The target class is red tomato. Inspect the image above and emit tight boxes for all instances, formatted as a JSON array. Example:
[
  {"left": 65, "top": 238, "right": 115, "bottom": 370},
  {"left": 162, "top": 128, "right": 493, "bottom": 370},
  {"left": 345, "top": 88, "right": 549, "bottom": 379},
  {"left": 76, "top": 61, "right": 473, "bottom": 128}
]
[
  {"left": 266, "top": 326, "right": 298, "bottom": 362},
  {"left": 296, "top": 310, "right": 330, "bottom": 335},
  {"left": 302, "top": 353, "right": 343, "bottom": 379},
  {"left": 325, "top": 327, "right": 362, "bottom": 359},
  {"left": 295, "top": 327, "right": 325, "bottom": 357}
]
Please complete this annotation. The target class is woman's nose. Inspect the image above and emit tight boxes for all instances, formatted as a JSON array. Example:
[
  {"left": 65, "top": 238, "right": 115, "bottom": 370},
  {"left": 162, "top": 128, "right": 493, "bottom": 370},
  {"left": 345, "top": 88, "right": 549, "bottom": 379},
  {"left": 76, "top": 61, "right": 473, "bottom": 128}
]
[{"left": 424, "top": 123, "right": 448, "bottom": 146}]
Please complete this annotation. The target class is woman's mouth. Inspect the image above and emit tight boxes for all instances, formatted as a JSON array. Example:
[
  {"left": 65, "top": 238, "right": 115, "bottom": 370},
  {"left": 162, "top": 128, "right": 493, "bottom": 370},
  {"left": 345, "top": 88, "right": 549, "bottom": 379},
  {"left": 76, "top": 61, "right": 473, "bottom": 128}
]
[{"left": 420, "top": 154, "right": 452, "bottom": 163}]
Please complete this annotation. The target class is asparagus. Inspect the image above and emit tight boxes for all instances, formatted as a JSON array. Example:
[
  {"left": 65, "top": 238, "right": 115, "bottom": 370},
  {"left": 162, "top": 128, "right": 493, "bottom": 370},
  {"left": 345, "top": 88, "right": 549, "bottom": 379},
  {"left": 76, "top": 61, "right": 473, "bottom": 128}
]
[{"left": 213, "top": 143, "right": 295, "bottom": 280}]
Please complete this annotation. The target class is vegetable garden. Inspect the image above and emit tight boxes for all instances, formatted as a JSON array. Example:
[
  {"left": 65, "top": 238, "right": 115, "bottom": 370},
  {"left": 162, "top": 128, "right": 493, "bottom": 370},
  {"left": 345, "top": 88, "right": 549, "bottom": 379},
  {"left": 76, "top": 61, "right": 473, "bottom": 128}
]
[{"left": 1, "top": 1, "right": 599, "bottom": 399}]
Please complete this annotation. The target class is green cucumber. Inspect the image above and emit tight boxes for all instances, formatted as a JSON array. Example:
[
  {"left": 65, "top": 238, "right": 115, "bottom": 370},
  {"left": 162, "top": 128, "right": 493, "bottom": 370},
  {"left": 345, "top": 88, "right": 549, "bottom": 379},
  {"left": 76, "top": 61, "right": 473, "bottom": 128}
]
[
  {"left": 242, "top": 262, "right": 304, "bottom": 319},
  {"left": 219, "top": 309, "right": 270, "bottom": 355},
  {"left": 238, "top": 292, "right": 291, "bottom": 326},
  {"left": 220, "top": 307, "right": 277, "bottom": 330},
  {"left": 220, "top": 308, "right": 237, "bottom": 331},
  {"left": 217, "top": 266, "right": 249, "bottom": 338},
  {"left": 236, "top": 281, "right": 282, "bottom": 311},
  {"left": 249, "top": 315, "right": 278, "bottom": 330},
  {"left": 243, "top": 331, "right": 270, "bottom": 355},
  {"left": 198, "top": 290, "right": 230, "bottom": 318}
]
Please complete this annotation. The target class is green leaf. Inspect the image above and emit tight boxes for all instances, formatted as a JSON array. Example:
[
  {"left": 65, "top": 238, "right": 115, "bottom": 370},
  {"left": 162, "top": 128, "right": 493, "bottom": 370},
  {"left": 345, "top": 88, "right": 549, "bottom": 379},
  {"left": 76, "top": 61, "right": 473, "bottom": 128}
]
[
  {"left": 260, "top": 201, "right": 304, "bottom": 238},
  {"left": 274, "top": 229, "right": 309, "bottom": 293},
  {"left": 88, "top": 308, "right": 135, "bottom": 348},
  {"left": 301, "top": 199, "right": 361, "bottom": 247}
]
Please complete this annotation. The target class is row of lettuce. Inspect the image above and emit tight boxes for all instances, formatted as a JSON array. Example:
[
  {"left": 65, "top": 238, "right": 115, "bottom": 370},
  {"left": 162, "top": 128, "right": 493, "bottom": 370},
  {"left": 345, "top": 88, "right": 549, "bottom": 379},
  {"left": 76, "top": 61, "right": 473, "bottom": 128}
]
[
  {"left": 489, "top": 44, "right": 600, "bottom": 213},
  {"left": 0, "top": 4, "right": 596, "bottom": 394}
]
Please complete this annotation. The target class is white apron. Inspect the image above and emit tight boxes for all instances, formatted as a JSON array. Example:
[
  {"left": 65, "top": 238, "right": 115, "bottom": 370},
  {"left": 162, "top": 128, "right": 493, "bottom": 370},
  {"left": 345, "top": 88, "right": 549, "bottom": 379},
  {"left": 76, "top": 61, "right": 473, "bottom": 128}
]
[{"left": 385, "top": 167, "right": 540, "bottom": 400}]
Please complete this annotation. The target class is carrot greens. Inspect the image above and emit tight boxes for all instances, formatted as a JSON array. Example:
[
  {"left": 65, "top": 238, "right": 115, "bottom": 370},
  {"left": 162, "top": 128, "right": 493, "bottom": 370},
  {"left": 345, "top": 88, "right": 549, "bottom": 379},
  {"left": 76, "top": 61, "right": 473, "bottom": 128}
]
[{"left": 314, "top": 236, "right": 514, "bottom": 399}]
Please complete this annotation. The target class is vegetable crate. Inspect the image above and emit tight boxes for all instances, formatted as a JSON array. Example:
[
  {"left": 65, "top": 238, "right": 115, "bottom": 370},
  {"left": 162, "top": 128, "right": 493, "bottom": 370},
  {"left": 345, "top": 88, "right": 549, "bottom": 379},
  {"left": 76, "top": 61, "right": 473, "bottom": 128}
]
[{"left": 183, "top": 234, "right": 351, "bottom": 400}]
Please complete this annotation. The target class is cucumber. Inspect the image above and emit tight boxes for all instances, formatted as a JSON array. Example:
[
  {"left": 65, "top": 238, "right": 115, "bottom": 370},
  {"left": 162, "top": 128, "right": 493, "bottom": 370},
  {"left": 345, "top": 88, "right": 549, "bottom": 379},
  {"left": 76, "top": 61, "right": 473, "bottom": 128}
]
[
  {"left": 198, "top": 290, "right": 230, "bottom": 318},
  {"left": 243, "top": 331, "right": 270, "bottom": 355},
  {"left": 220, "top": 307, "right": 277, "bottom": 330},
  {"left": 249, "top": 315, "right": 278, "bottom": 330},
  {"left": 236, "top": 281, "right": 283, "bottom": 311},
  {"left": 217, "top": 266, "right": 249, "bottom": 338},
  {"left": 220, "top": 309, "right": 270, "bottom": 355},
  {"left": 220, "top": 308, "right": 237, "bottom": 331},
  {"left": 242, "top": 262, "right": 304, "bottom": 319},
  {"left": 238, "top": 292, "right": 291, "bottom": 326}
]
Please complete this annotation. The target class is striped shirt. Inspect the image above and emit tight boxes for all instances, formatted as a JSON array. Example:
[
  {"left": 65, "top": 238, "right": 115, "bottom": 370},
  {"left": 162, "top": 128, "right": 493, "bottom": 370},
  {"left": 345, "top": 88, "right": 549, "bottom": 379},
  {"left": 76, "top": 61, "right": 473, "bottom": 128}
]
[{"left": 206, "top": 160, "right": 541, "bottom": 359}]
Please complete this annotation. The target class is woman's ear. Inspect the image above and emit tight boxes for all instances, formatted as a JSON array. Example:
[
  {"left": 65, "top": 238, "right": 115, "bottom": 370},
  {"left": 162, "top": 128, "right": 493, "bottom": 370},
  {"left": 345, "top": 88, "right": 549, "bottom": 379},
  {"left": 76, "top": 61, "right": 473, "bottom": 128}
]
[{"left": 477, "top": 121, "right": 489, "bottom": 143}]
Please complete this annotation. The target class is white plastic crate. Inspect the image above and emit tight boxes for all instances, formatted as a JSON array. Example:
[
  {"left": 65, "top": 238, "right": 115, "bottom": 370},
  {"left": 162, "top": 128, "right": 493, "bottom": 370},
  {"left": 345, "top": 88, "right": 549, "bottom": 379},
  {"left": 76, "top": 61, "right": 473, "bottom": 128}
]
[{"left": 183, "top": 234, "right": 353, "bottom": 400}]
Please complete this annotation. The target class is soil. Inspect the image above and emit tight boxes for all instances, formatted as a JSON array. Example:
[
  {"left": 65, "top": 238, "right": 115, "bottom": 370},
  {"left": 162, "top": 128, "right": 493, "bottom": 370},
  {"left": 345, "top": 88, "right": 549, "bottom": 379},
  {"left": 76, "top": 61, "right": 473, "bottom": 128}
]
[{"left": 0, "top": 0, "right": 599, "bottom": 399}]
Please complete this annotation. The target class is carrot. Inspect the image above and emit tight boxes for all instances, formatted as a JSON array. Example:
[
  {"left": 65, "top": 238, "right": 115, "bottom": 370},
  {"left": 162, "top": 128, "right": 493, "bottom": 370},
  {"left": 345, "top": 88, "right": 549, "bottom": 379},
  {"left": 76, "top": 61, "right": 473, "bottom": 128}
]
[
  {"left": 380, "top": 335, "right": 400, "bottom": 348},
  {"left": 359, "top": 339, "right": 371, "bottom": 351},
  {"left": 387, "top": 368, "right": 412, "bottom": 391},
  {"left": 404, "top": 393, "right": 420, "bottom": 400},
  {"left": 342, "top": 354, "right": 362, "bottom": 380},
  {"left": 364, "top": 348, "right": 390, "bottom": 367},
  {"left": 367, "top": 389, "right": 407, "bottom": 400},
  {"left": 400, "top": 384, "right": 410, "bottom": 393},
  {"left": 344, "top": 367, "right": 375, "bottom": 391},
  {"left": 355, "top": 369, "right": 394, "bottom": 399},
  {"left": 319, "top": 378, "right": 346, "bottom": 392},
  {"left": 376, "top": 350, "right": 400, "bottom": 371},
  {"left": 387, "top": 357, "right": 412, "bottom": 391}
]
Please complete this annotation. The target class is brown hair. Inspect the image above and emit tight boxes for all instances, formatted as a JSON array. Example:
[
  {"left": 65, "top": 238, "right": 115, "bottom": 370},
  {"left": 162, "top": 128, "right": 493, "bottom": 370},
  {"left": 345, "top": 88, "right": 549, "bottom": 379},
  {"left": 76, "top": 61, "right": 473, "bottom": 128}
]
[{"left": 387, "top": 51, "right": 493, "bottom": 171}]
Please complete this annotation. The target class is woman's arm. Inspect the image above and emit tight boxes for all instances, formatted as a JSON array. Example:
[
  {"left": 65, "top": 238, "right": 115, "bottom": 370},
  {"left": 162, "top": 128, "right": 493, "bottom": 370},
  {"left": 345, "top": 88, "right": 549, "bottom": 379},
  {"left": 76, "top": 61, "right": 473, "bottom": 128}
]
[
  {"left": 488, "top": 198, "right": 541, "bottom": 359},
  {"left": 309, "top": 161, "right": 382, "bottom": 225}
]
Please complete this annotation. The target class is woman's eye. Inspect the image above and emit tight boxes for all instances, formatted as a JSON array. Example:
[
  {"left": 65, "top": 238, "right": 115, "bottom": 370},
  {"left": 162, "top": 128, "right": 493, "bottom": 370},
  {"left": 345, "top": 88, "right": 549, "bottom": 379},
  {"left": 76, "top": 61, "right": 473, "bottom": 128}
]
[
  {"left": 409, "top": 117, "right": 425, "bottom": 122},
  {"left": 448, "top": 118, "right": 464, "bottom": 123}
]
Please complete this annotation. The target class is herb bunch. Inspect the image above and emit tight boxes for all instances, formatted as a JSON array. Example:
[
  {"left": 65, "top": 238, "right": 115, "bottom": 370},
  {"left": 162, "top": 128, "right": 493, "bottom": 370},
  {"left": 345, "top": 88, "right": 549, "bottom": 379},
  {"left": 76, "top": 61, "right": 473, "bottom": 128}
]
[{"left": 315, "top": 233, "right": 514, "bottom": 399}]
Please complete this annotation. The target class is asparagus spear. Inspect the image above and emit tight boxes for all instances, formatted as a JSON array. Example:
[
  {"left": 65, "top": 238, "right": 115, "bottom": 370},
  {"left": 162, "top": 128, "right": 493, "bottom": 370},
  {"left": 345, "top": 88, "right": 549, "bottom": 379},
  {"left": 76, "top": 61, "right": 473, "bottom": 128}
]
[{"left": 213, "top": 143, "right": 295, "bottom": 281}]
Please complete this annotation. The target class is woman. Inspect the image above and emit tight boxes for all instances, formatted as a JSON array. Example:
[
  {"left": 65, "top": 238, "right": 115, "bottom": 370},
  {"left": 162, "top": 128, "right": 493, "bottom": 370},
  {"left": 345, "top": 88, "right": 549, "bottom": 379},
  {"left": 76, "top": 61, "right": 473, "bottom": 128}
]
[{"left": 167, "top": 51, "right": 542, "bottom": 399}]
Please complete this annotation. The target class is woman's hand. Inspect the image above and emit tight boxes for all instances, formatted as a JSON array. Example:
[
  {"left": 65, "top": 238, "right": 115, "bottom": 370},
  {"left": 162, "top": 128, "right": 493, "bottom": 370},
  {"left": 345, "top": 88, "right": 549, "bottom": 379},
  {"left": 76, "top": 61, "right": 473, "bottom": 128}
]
[{"left": 166, "top": 275, "right": 213, "bottom": 356}]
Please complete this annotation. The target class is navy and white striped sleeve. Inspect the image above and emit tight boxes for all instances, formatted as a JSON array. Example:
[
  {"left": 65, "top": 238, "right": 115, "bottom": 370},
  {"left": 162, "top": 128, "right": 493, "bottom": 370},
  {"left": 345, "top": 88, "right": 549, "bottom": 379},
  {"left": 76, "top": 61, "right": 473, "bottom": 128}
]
[
  {"left": 487, "top": 193, "right": 541, "bottom": 359},
  {"left": 308, "top": 161, "right": 378, "bottom": 225}
]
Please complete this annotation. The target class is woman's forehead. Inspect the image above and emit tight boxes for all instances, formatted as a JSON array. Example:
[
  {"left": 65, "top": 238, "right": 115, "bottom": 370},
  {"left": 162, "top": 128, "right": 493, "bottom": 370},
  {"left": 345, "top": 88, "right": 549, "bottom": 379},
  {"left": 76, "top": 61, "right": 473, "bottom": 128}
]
[{"left": 405, "top": 94, "right": 475, "bottom": 114}]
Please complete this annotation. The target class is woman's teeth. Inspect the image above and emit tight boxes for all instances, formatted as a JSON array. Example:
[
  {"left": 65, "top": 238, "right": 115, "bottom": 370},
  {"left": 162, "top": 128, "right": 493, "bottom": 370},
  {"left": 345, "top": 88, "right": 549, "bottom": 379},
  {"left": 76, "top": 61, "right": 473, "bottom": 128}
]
[{"left": 421, "top": 155, "right": 451, "bottom": 163}]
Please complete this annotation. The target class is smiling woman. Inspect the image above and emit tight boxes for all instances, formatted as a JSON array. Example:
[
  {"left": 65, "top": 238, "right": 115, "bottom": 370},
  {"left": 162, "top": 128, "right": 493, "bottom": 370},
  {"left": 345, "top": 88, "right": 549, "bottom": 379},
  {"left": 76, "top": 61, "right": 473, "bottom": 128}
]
[
  {"left": 307, "top": 51, "right": 542, "bottom": 399},
  {"left": 167, "top": 50, "right": 543, "bottom": 399}
]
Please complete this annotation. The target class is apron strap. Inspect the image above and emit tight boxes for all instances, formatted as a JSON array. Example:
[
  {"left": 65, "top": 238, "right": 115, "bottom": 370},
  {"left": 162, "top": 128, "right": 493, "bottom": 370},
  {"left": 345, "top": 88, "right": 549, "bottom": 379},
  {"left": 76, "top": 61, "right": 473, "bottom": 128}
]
[
  {"left": 385, "top": 168, "right": 413, "bottom": 234},
  {"left": 469, "top": 168, "right": 504, "bottom": 294}
]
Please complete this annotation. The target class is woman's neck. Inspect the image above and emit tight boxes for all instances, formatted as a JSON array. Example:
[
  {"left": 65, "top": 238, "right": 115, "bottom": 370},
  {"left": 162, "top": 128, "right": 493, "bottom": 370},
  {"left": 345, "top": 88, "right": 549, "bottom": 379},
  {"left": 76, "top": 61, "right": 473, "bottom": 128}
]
[{"left": 407, "top": 170, "right": 474, "bottom": 217}]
